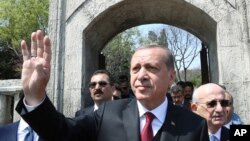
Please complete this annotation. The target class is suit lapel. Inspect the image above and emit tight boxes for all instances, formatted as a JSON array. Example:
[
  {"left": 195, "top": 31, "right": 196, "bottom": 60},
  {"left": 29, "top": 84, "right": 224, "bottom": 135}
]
[
  {"left": 220, "top": 126, "right": 229, "bottom": 141},
  {"left": 159, "top": 103, "right": 179, "bottom": 141},
  {"left": 122, "top": 99, "right": 140, "bottom": 141}
]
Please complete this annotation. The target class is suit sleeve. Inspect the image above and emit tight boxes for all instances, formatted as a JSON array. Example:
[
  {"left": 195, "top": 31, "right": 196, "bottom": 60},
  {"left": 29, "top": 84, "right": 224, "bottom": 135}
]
[{"left": 16, "top": 96, "right": 97, "bottom": 141}]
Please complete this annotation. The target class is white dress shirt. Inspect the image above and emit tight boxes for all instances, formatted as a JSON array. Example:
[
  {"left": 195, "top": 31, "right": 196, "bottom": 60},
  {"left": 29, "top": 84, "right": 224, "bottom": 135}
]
[
  {"left": 137, "top": 97, "right": 168, "bottom": 136},
  {"left": 94, "top": 104, "right": 99, "bottom": 111},
  {"left": 209, "top": 128, "right": 221, "bottom": 141},
  {"left": 18, "top": 118, "right": 39, "bottom": 141}
]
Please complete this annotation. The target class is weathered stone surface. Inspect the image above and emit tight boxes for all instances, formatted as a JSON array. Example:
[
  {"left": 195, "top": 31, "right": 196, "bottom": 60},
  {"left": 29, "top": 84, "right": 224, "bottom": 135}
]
[{"left": 0, "top": 79, "right": 22, "bottom": 124}]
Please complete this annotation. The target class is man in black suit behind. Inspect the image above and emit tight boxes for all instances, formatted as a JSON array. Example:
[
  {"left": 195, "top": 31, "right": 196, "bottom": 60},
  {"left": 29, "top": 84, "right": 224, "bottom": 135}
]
[
  {"left": 16, "top": 30, "right": 209, "bottom": 141},
  {"left": 75, "top": 69, "right": 114, "bottom": 117}
]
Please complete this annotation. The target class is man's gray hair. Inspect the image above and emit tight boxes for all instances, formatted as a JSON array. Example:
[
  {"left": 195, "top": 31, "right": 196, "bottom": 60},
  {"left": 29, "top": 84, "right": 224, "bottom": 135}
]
[{"left": 135, "top": 44, "right": 175, "bottom": 70}]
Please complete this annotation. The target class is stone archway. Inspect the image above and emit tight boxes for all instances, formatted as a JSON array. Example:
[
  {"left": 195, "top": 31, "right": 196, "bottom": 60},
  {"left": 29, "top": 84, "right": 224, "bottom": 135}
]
[{"left": 48, "top": 0, "right": 250, "bottom": 123}]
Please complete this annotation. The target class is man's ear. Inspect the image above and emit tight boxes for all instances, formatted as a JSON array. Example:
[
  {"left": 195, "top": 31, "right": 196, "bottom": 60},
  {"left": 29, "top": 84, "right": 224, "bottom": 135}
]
[
  {"left": 191, "top": 102, "right": 198, "bottom": 112},
  {"left": 169, "top": 69, "right": 176, "bottom": 84},
  {"left": 111, "top": 85, "right": 115, "bottom": 92}
]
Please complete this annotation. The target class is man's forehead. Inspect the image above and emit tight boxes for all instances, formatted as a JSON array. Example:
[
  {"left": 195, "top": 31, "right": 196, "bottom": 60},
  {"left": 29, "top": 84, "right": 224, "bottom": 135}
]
[
  {"left": 91, "top": 74, "right": 108, "bottom": 80},
  {"left": 198, "top": 92, "right": 225, "bottom": 101},
  {"left": 131, "top": 53, "right": 164, "bottom": 63}
]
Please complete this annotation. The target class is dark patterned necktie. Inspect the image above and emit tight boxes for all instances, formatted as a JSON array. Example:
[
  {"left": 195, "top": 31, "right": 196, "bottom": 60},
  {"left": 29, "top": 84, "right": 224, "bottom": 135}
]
[
  {"left": 141, "top": 112, "right": 155, "bottom": 141},
  {"left": 24, "top": 127, "right": 34, "bottom": 141}
]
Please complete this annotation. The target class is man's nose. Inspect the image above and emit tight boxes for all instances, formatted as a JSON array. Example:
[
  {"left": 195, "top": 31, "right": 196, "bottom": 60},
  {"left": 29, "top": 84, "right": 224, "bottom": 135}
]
[
  {"left": 214, "top": 101, "right": 224, "bottom": 111},
  {"left": 137, "top": 68, "right": 148, "bottom": 81},
  {"left": 94, "top": 83, "right": 102, "bottom": 89}
]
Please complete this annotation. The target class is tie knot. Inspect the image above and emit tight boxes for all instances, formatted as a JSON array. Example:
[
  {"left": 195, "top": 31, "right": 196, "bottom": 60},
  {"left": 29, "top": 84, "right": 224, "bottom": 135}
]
[
  {"left": 26, "top": 127, "right": 32, "bottom": 132},
  {"left": 145, "top": 112, "right": 155, "bottom": 123},
  {"left": 24, "top": 127, "right": 34, "bottom": 141}
]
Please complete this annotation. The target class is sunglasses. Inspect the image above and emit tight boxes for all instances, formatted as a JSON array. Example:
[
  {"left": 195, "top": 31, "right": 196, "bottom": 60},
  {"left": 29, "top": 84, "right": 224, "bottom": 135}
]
[
  {"left": 203, "top": 99, "right": 231, "bottom": 108},
  {"left": 88, "top": 81, "right": 109, "bottom": 88}
]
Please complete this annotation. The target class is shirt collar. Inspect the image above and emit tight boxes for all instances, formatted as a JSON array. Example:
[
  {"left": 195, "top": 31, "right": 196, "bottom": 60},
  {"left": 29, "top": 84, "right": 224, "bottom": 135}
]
[
  {"left": 18, "top": 118, "right": 30, "bottom": 133},
  {"left": 210, "top": 128, "right": 221, "bottom": 140},
  {"left": 137, "top": 97, "right": 168, "bottom": 124},
  {"left": 94, "top": 104, "right": 99, "bottom": 111}
]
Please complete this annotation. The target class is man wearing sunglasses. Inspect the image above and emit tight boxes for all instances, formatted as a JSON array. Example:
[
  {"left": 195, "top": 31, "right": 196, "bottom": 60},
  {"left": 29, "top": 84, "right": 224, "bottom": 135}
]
[
  {"left": 75, "top": 70, "right": 114, "bottom": 117},
  {"left": 15, "top": 30, "right": 209, "bottom": 141},
  {"left": 191, "top": 83, "right": 230, "bottom": 141}
]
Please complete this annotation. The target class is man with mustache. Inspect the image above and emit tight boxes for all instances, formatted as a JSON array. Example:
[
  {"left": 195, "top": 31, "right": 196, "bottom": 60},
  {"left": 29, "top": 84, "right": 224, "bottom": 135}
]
[
  {"left": 191, "top": 83, "right": 230, "bottom": 141},
  {"left": 16, "top": 30, "right": 209, "bottom": 141},
  {"left": 75, "top": 70, "right": 114, "bottom": 117}
]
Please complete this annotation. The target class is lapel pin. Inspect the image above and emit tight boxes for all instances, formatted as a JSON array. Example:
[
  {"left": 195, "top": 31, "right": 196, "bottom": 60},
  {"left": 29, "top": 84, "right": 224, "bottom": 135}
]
[{"left": 171, "top": 121, "right": 175, "bottom": 126}]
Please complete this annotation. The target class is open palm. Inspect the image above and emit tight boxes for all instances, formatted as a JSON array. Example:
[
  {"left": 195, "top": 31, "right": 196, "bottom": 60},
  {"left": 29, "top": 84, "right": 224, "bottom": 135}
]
[{"left": 21, "top": 30, "right": 51, "bottom": 105}]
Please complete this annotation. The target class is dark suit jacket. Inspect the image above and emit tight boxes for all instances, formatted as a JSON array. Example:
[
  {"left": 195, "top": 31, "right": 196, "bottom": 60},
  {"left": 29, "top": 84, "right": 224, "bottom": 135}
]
[
  {"left": 0, "top": 121, "right": 19, "bottom": 141},
  {"left": 220, "top": 126, "right": 229, "bottom": 141},
  {"left": 75, "top": 106, "right": 94, "bottom": 117},
  {"left": 182, "top": 99, "right": 191, "bottom": 110},
  {"left": 16, "top": 97, "right": 209, "bottom": 141}
]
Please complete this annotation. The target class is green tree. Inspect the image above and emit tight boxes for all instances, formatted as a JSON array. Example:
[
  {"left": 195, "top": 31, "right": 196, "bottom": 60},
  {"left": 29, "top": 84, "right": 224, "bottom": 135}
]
[
  {"left": 0, "top": 0, "right": 49, "bottom": 79},
  {"left": 102, "top": 28, "right": 140, "bottom": 81},
  {"left": 158, "top": 29, "right": 168, "bottom": 47}
]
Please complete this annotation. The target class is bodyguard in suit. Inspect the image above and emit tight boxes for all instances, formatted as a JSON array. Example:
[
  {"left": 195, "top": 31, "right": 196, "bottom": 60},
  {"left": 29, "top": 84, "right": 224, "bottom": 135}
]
[
  {"left": 0, "top": 118, "right": 43, "bottom": 141},
  {"left": 16, "top": 30, "right": 209, "bottom": 141},
  {"left": 191, "top": 83, "right": 230, "bottom": 141},
  {"left": 75, "top": 70, "right": 114, "bottom": 117}
]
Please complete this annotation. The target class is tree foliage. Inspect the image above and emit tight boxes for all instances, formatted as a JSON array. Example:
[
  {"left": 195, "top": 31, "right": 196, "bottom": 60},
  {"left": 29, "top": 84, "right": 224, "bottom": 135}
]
[
  {"left": 102, "top": 28, "right": 140, "bottom": 81},
  {"left": 0, "top": 0, "right": 49, "bottom": 79}
]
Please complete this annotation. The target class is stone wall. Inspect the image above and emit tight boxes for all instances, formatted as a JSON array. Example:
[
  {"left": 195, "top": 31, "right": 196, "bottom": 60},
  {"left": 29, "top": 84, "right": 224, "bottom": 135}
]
[{"left": 0, "top": 79, "right": 22, "bottom": 125}]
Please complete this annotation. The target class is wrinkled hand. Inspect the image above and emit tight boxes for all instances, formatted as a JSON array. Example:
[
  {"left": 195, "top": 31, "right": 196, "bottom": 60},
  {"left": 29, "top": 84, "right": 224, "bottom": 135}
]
[{"left": 21, "top": 30, "right": 51, "bottom": 105}]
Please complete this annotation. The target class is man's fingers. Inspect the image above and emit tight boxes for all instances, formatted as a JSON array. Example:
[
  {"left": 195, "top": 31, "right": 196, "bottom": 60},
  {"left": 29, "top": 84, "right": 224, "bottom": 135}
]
[
  {"left": 21, "top": 40, "right": 29, "bottom": 61},
  {"left": 43, "top": 36, "right": 52, "bottom": 63},
  {"left": 31, "top": 32, "right": 37, "bottom": 57},
  {"left": 37, "top": 30, "right": 44, "bottom": 58}
]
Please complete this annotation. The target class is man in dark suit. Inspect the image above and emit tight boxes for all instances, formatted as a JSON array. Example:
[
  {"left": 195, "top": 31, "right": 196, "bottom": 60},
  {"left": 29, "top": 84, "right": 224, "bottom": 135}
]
[
  {"left": 170, "top": 84, "right": 190, "bottom": 110},
  {"left": 191, "top": 83, "right": 230, "bottom": 141},
  {"left": 16, "top": 30, "right": 209, "bottom": 141},
  {"left": 75, "top": 70, "right": 114, "bottom": 117},
  {"left": 0, "top": 118, "right": 43, "bottom": 141}
]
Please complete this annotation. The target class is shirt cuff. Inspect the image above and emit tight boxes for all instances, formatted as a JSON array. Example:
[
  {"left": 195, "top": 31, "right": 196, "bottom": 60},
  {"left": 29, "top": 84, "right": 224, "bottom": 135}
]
[{"left": 23, "top": 97, "right": 45, "bottom": 112}]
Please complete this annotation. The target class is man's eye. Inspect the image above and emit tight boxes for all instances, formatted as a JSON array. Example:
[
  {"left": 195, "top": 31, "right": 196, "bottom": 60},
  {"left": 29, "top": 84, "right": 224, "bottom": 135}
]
[
  {"left": 147, "top": 66, "right": 158, "bottom": 72},
  {"left": 132, "top": 66, "right": 140, "bottom": 73}
]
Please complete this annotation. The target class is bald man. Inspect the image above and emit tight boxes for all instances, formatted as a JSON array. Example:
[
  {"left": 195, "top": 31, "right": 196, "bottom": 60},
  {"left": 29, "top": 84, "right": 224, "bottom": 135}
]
[{"left": 191, "top": 83, "right": 230, "bottom": 141}]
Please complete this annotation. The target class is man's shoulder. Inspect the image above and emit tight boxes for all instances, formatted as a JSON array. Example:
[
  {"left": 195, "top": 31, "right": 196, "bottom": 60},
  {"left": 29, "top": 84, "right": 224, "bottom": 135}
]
[
  {"left": 170, "top": 103, "right": 205, "bottom": 122},
  {"left": 104, "top": 98, "right": 135, "bottom": 108},
  {"left": 0, "top": 121, "right": 19, "bottom": 133},
  {"left": 75, "top": 106, "right": 94, "bottom": 117},
  {"left": 97, "top": 98, "right": 136, "bottom": 114}
]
